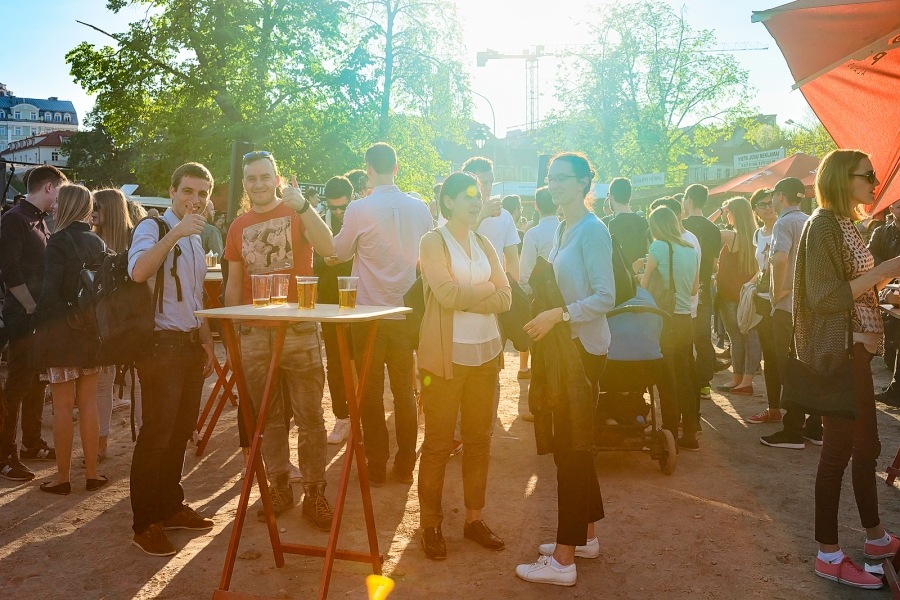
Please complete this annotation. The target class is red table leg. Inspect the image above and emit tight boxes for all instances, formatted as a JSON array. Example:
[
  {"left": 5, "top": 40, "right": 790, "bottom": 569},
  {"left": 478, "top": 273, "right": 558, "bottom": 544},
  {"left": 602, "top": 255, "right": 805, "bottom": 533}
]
[
  {"left": 217, "top": 320, "right": 288, "bottom": 592},
  {"left": 196, "top": 357, "right": 238, "bottom": 456},
  {"left": 886, "top": 446, "right": 900, "bottom": 486}
]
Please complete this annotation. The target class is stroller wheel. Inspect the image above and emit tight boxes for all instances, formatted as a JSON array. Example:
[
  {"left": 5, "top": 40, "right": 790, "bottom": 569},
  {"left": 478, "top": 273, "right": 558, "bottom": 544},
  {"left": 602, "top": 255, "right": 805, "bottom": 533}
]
[{"left": 658, "top": 429, "right": 677, "bottom": 475}]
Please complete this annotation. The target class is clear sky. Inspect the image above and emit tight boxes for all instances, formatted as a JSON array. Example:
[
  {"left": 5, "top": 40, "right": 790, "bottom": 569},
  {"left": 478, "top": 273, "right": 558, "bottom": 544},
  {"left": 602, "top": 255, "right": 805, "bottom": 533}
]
[{"left": 5, "top": 0, "right": 811, "bottom": 136}]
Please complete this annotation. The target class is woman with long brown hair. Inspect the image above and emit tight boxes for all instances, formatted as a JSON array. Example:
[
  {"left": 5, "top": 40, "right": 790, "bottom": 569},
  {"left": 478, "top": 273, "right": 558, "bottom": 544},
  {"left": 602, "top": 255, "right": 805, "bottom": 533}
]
[
  {"left": 91, "top": 189, "right": 134, "bottom": 461},
  {"left": 794, "top": 149, "right": 900, "bottom": 589},
  {"left": 716, "top": 197, "right": 761, "bottom": 395},
  {"left": 34, "top": 184, "right": 108, "bottom": 494}
]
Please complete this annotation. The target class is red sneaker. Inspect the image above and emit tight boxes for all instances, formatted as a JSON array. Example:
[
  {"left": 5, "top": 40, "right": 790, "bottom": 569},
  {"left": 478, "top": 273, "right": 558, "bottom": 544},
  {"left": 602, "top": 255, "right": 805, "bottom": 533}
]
[
  {"left": 815, "top": 556, "right": 883, "bottom": 589},
  {"left": 865, "top": 533, "right": 900, "bottom": 560},
  {"left": 747, "top": 409, "right": 782, "bottom": 424}
]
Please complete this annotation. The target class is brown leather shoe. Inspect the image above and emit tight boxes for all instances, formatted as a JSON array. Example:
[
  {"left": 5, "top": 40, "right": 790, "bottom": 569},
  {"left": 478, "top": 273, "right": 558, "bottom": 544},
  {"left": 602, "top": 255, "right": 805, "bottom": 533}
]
[
  {"left": 421, "top": 526, "right": 447, "bottom": 560},
  {"left": 463, "top": 519, "right": 505, "bottom": 550},
  {"left": 162, "top": 505, "right": 214, "bottom": 530},
  {"left": 133, "top": 523, "right": 176, "bottom": 557}
]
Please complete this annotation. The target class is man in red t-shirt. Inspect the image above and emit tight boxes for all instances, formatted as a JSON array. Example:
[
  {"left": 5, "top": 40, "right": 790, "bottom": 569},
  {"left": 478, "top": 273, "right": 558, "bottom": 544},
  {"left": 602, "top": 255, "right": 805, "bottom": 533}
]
[{"left": 223, "top": 151, "right": 336, "bottom": 530}]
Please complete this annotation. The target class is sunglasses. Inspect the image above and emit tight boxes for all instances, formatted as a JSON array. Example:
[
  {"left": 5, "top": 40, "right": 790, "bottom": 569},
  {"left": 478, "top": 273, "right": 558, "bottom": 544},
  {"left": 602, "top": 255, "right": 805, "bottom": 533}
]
[
  {"left": 327, "top": 203, "right": 348, "bottom": 212},
  {"left": 753, "top": 200, "right": 773, "bottom": 209},
  {"left": 851, "top": 170, "right": 878, "bottom": 185},
  {"left": 242, "top": 150, "right": 273, "bottom": 164}
]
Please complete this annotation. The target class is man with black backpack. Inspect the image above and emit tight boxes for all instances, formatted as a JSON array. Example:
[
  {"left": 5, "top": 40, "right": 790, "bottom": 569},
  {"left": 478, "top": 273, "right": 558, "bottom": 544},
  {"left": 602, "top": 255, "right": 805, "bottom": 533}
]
[{"left": 127, "top": 163, "right": 217, "bottom": 557}]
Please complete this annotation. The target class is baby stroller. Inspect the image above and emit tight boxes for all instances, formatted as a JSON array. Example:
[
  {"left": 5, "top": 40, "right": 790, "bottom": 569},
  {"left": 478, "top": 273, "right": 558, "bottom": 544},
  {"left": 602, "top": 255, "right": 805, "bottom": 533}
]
[{"left": 595, "top": 288, "right": 676, "bottom": 475}]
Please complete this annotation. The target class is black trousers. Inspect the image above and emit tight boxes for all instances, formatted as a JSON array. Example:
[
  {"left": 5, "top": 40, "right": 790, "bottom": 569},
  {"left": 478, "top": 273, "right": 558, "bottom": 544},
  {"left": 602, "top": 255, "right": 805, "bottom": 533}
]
[
  {"left": 0, "top": 323, "right": 47, "bottom": 457},
  {"left": 555, "top": 342, "right": 606, "bottom": 547},
  {"left": 321, "top": 323, "right": 350, "bottom": 421},
  {"left": 130, "top": 338, "right": 205, "bottom": 533},
  {"left": 774, "top": 309, "right": 822, "bottom": 437},
  {"left": 753, "top": 297, "right": 781, "bottom": 411}
]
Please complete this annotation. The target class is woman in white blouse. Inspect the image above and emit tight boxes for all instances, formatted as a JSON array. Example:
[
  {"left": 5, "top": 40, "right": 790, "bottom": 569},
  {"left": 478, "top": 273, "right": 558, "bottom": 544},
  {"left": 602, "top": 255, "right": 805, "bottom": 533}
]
[{"left": 416, "top": 171, "right": 512, "bottom": 560}]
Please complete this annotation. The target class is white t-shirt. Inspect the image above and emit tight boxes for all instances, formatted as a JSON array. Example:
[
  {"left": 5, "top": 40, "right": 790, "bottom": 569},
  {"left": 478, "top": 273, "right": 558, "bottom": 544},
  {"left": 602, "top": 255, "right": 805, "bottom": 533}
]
[
  {"left": 754, "top": 228, "right": 773, "bottom": 300},
  {"left": 439, "top": 208, "right": 519, "bottom": 266}
]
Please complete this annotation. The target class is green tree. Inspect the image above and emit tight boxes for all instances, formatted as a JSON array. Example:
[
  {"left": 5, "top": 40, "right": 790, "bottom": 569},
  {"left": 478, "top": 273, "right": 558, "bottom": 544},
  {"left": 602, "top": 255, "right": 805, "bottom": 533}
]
[
  {"left": 537, "top": 1, "right": 753, "bottom": 185},
  {"left": 60, "top": 119, "right": 135, "bottom": 189},
  {"left": 744, "top": 114, "right": 837, "bottom": 159},
  {"left": 67, "top": 0, "right": 374, "bottom": 191}
]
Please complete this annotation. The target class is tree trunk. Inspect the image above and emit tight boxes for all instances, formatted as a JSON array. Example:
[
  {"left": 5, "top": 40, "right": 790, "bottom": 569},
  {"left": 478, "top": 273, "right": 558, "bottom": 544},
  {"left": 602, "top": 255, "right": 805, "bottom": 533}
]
[{"left": 378, "top": 1, "right": 395, "bottom": 140}]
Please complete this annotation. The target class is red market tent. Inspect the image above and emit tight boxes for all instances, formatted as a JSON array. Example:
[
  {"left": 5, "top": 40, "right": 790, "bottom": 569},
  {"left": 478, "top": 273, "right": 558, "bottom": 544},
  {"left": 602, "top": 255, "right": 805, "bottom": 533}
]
[
  {"left": 709, "top": 152, "right": 820, "bottom": 197},
  {"left": 752, "top": 0, "right": 900, "bottom": 213}
]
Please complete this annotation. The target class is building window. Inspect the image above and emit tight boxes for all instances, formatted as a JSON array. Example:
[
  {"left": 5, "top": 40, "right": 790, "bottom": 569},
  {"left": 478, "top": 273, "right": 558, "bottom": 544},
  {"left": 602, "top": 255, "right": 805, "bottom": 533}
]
[
  {"left": 44, "top": 112, "right": 52, "bottom": 121},
  {"left": 63, "top": 113, "right": 72, "bottom": 123},
  {"left": 51, "top": 152, "right": 59, "bottom": 161},
  {"left": 54, "top": 113, "right": 62, "bottom": 122},
  {"left": 14, "top": 127, "right": 22, "bottom": 136},
  {"left": 0, "top": 126, "right": 5, "bottom": 136},
  {"left": 14, "top": 111, "right": 21, "bottom": 119},
  {"left": 30, "top": 112, "right": 36, "bottom": 120}
]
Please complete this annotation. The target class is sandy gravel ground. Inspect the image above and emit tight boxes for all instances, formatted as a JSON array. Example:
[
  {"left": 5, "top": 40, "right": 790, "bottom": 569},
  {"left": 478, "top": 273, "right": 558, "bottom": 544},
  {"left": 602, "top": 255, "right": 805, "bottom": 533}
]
[{"left": 2, "top": 342, "right": 899, "bottom": 600}]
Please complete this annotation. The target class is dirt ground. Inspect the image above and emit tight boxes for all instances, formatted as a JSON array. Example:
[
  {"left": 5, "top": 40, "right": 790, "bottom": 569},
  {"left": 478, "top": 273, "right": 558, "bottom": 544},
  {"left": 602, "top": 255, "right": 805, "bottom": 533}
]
[{"left": 2, "top": 341, "right": 900, "bottom": 600}]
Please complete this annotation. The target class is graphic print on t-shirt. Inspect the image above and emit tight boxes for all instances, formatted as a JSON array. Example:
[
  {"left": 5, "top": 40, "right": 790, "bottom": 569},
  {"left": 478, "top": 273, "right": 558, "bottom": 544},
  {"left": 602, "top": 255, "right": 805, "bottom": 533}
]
[{"left": 241, "top": 216, "right": 294, "bottom": 274}]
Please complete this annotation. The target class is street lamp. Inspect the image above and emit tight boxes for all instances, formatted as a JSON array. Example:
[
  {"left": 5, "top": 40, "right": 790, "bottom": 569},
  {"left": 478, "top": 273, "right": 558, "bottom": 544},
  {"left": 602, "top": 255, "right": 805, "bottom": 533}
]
[{"left": 473, "top": 128, "right": 487, "bottom": 149}]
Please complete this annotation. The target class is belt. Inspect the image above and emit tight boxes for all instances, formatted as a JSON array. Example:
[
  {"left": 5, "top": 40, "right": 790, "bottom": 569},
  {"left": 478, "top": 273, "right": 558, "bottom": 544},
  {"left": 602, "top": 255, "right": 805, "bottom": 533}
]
[{"left": 153, "top": 329, "right": 201, "bottom": 345}]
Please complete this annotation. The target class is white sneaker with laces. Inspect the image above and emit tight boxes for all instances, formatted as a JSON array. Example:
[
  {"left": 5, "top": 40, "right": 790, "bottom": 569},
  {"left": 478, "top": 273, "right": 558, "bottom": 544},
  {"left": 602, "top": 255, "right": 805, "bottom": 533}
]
[
  {"left": 515, "top": 555, "right": 576, "bottom": 586},
  {"left": 327, "top": 418, "right": 350, "bottom": 445},
  {"left": 538, "top": 537, "right": 600, "bottom": 559}
]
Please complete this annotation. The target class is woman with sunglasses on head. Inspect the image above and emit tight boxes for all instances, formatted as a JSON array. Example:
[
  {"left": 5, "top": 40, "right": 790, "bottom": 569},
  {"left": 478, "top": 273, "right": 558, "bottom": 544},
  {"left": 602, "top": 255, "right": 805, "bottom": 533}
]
[
  {"left": 34, "top": 184, "right": 109, "bottom": 494},
  {"left": 745, "top": 189, "right": 784, "bottom": 423},
  {"left": 715, "top": 197, "right": 762, "bottom": 396},
  {"left": 91, "top": 189, "right": 134, "bottom": 462},
  {"left": 416, "top": 171, "right": 511, "bottom": 560},
  {"left": 793, "top": 150, "right": 900, "bottom": 589},
  {"left": 517, "top": 153, "right": 615, "bottom": 587}
]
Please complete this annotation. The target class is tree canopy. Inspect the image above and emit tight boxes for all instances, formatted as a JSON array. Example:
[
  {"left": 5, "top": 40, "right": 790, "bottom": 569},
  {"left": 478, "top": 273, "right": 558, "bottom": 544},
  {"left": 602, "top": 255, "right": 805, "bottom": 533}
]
[{"left": 66, "top": 0, "right": 466, "bottom": 195}]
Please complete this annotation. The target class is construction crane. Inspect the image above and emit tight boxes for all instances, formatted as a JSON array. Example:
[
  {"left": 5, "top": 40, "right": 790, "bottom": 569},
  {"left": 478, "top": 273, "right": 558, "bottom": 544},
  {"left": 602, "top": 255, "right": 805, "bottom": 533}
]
[{"left": 476, "top": 42, "right": 768, "bottom": 137}]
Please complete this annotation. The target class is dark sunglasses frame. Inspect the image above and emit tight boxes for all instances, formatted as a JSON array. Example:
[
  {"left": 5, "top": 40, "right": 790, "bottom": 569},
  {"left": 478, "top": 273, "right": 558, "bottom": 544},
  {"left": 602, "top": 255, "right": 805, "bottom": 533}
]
[
  {"left": 326, "top": 203, "right": 348, "bottom": 212},
  {"left": 851, "top": 170, "right": 878, "bottom": 185},
  {"left": 242, "top": 150, "right": 273, "bottom": 164}
]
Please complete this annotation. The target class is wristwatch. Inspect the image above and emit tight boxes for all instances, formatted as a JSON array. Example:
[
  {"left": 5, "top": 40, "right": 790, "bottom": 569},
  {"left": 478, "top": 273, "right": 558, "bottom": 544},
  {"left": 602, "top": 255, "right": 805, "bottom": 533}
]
[{"left": 561, "top": 307, "right": 571, "bottom": 322}]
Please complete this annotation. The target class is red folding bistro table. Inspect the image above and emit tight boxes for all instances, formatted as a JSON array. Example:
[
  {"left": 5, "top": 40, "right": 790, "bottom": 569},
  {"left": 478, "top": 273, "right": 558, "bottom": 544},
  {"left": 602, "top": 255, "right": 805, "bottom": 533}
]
[{"left": 194, "top": 302, "right": 411, "bottom": 600}]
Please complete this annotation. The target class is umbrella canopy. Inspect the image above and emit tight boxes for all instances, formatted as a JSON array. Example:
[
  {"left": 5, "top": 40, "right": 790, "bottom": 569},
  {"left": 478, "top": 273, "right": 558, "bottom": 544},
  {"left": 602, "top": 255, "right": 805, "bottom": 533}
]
[
  {"left": 709, "top": 152, "right": 820, "bottom": 197},
  {"left": 753, "top": 0, "right": 900, "bottom": 213}
]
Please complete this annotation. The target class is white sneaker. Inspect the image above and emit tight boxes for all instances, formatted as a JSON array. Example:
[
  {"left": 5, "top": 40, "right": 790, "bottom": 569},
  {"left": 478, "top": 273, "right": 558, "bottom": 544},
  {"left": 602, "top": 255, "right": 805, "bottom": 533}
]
[
  {"left": 327, "top": 419, "right": 350, "bottom": 445},
  {"left": 538, "top": 537, "right": 600, "bottom": 559},
  {"left": 289, "top": 463, "right": 302, "bottom": 483},
  {"left": 515, "top": 555, "right": 576, "bottom": 586}
]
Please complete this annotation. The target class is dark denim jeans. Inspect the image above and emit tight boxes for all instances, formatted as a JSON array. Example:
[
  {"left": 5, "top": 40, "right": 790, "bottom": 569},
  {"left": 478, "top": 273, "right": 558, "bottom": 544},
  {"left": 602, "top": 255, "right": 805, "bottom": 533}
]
[
  {"left": 692, "top": 288, "right": 716, "bottom": 387},
  {"left": 418, "top": 356, "right": 499, "bottom": 528},
  {"left": 1, "top": 325, "right": 47, "bottom": 457},
  {"left": 351, "top": 319, "right": 417, "bottom": 474},
  {"left": 753, "top": 297, "right": 781, "bottom": 411},
  {"left": 815, "top": 344, "right": 882, "bottom": 545},
  {"left": 663, "top": 314, "right": 700, "bottom": 435},
  {"left": 130, "top": 338, "right": 205, "bottom": 534}
]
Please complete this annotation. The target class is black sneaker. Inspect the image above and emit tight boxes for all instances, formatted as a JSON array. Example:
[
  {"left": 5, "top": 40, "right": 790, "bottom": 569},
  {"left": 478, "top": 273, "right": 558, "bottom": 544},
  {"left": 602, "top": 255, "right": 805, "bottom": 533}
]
[
  {"left": 876, "top": 392, "right": 900, "bottom": 408},
  {"left": 0, "top": 456, "right": 35, "bottom": 481},
  {"left": 803, "top": 430, "right": 824, "bottom": 446},
  {"left": 760, "top": 430, "right": 805, "bottom": 449},
  {"left": 20, "top": 443, "right": 56, "bottom": 461},
  {"left": 677, "top": 436, "right": 700, "bottom": 452}
]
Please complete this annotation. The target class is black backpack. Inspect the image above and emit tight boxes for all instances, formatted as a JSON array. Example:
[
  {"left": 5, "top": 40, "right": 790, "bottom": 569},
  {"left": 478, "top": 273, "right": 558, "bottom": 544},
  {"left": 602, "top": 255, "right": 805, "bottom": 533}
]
[{"left": 94, "top": 216, "right": 177, "bottom": 365}]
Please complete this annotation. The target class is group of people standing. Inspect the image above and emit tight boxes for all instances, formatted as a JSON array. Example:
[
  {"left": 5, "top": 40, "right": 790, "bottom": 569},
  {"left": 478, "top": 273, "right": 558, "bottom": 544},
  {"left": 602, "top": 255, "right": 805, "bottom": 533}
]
[{"left": 0, "top": 144, "right": 897, "bottom": 591}]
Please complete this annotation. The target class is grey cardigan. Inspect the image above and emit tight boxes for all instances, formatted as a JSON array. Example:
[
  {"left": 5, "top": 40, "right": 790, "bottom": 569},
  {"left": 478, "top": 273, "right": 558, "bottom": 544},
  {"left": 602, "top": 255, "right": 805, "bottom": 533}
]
[{"left": 792, "top": 208, "right": 855, "bottom": 377}]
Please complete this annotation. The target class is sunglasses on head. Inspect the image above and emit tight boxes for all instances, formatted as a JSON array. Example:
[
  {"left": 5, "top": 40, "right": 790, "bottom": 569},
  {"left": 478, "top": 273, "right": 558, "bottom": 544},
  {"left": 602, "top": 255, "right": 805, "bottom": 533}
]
[
  {"left": 242, "top": 150, "right": 273, "bottom": 164},
  {"left": 851, "top": 170, "right": 878, "bottom": 185}
]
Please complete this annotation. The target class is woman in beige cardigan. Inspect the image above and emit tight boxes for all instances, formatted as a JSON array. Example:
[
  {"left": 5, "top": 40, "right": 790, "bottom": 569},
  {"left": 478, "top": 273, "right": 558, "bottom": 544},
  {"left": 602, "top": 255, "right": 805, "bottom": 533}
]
[{"left": 416, "top": 171, "right": 512, "bottom": 560}]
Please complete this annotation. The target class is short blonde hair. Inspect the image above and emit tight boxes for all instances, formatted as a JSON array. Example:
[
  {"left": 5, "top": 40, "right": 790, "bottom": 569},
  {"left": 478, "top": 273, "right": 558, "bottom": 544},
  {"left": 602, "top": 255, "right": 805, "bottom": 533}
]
[
  {"left": 815, "top": 149, "right": 868, "bottom": 219},
  {"left": 54, "top": 184, "right": 93, "bottom": 232},
  {"left": 648, "top": 207, "right": 694, "bottom": 248}
]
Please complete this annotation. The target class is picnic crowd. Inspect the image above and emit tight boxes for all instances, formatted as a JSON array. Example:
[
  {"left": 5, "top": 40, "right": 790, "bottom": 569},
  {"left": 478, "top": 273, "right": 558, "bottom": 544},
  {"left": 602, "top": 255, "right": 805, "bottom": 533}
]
[{"left": 1, "top": 143, "right": 898, "bottom": 591}]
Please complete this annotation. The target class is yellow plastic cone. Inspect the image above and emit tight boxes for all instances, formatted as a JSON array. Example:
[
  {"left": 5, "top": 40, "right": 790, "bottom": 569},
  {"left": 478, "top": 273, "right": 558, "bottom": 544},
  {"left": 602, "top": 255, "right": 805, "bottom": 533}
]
[{"left": 366, "top": 574, "right": 395, "bottom": 600}]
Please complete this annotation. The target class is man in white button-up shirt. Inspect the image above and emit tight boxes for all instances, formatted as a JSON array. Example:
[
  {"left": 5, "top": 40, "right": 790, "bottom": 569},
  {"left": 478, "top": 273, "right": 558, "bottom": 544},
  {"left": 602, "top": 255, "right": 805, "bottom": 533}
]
[{"left": 334, "top": 143, "right": 433, "bottom": 485}]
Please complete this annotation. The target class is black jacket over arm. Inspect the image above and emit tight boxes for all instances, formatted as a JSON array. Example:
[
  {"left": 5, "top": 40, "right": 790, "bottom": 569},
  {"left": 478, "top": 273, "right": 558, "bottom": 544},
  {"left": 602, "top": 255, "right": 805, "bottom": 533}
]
[
  {"left": 528, "top": 257, "right": 596, "bottom": 455},
  {"left": 33, "top": 222, "right": 107, "bottom": 369}
]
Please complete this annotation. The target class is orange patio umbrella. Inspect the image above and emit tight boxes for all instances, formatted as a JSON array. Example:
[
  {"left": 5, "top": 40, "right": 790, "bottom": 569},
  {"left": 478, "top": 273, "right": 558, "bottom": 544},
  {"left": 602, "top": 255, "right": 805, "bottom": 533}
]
[
  {"left": 709, "top": 152, "right": 820, "bottom": 197},
  {"left": 752, "top": 0, "right": 900, "bottom": 213}
]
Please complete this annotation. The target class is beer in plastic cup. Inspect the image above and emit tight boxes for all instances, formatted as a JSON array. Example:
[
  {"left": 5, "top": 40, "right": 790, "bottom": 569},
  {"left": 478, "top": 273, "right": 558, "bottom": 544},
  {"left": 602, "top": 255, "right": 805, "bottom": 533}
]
[
  {"left": 271, "top": 274, "right": 290, "bottom": 305},
  {"left": 337, "top": 276, "right": 359, "bottom": 309},
  {"left": 251, "top": 274, "right": 272, "bottom": 307},
  {"left": 296, "top": 276, "right": 318, "bottom": 309}
]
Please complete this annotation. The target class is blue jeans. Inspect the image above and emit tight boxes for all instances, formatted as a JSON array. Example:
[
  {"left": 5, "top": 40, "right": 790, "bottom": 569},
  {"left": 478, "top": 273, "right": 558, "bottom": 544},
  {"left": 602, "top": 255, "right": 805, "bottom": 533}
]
[
  {"left": 240, "top": 323, "right": 326, "bottom": 486},
  {"left": 131, "top": 337, "right": 205, "bottom": 533},
  {"left": 692, "top": 288, "right": 716, "bottom": 387},
  {"left": 720, "top": 301, "right": 761, "bottom": 377}
]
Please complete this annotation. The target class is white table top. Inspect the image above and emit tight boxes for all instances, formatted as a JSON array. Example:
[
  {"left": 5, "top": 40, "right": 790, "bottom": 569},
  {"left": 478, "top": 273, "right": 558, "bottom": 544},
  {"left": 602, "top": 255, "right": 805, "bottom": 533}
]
[
  {"left": 196, "top": 303, "right": 411, "bottom": 323},
  {"left": 205, "top": 272, "right": 223, "bottom": 282}
]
